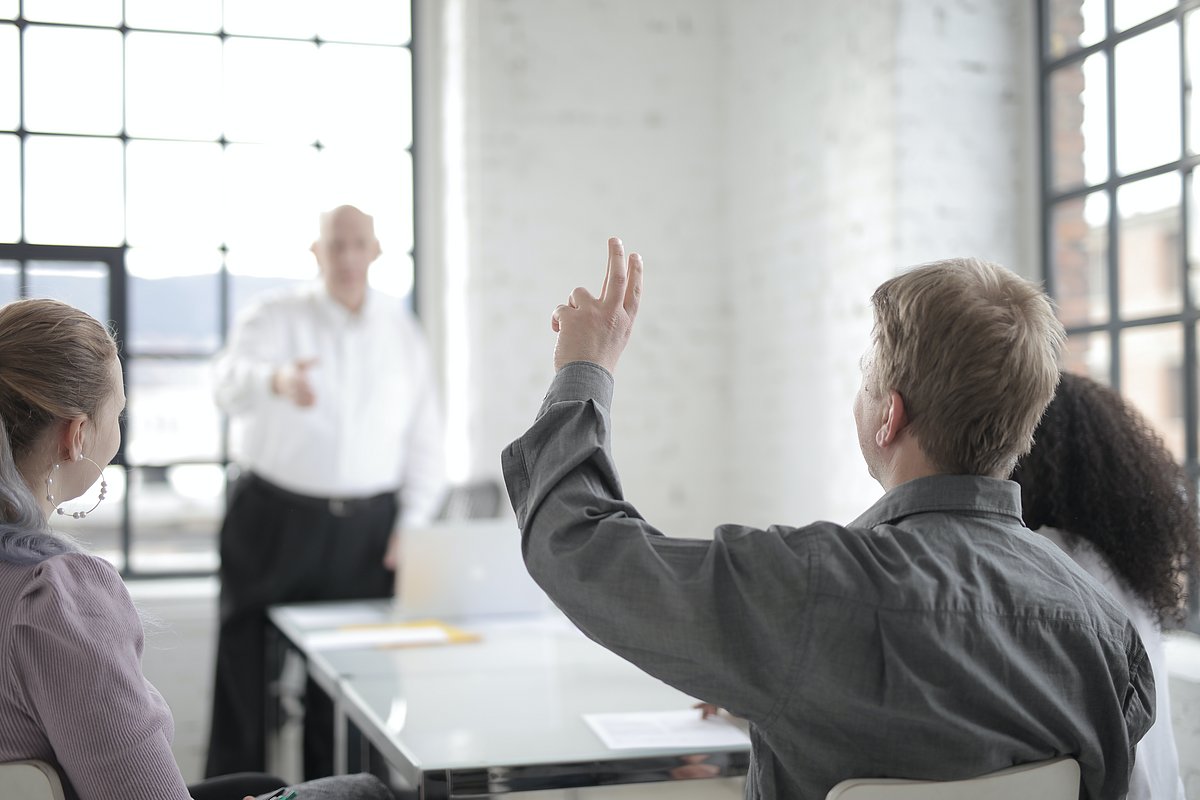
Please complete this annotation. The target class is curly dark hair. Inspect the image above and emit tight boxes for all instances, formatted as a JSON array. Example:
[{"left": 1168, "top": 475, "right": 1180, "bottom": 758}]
[{"left": 1012, "top": 371, "right": 1200, "bottom": 624}]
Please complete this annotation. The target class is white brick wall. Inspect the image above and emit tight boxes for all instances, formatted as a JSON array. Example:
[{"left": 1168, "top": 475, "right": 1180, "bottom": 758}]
[
  {"left": 450, "top": 0, "right": 732, "bottom": 536},
  {"left": 722, "top": 0, "right": 903, "bottom": 528},
  {"left": 722, "top": 0, "right": 1039, "bottom": 528},
  {"left": 433, "top": 0, "right": 1038, "bottom": 531},
  {"left": 893, "top": 0, "right": 1040, "bottom": 274}
]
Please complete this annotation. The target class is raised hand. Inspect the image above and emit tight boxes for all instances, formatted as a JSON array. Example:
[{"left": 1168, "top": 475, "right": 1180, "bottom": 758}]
[{"left": 550, "top": 237, "right": 644, "bottom": 373}]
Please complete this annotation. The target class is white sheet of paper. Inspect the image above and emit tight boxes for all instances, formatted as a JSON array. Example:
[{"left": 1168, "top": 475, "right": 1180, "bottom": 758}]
[
  {"left": 583, "top": 710, "right": 751, "bottom": 750},
  {"left": 305, "top": 625, "right": 450, "bottom": 651}
]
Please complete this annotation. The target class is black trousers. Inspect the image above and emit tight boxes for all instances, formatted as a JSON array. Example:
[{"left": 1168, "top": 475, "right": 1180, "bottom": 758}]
[{"left": 205, "top": 474, "right": 398, "bottom": 780}]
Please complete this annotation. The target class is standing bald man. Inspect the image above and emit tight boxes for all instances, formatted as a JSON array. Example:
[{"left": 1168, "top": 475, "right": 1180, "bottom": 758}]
[{"left": 206, "top": 205, "right": 445, "bottom": 778}]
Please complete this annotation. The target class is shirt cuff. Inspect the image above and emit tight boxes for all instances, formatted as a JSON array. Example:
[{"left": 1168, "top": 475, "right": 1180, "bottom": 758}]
[
  {"left": 538, "top": 361, "right": 615, "bottom": 417},
  {"left": 253, "top": 362, "right": 278, "bottom": 405}
]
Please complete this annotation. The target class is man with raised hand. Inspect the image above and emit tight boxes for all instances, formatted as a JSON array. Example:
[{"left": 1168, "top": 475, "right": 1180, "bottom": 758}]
[{"left": 502, "top": 240, "right": 1153, "bottom": 799}]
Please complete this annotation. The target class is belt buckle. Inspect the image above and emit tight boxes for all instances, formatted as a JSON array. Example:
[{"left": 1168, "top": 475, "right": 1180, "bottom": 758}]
[{"left": 329, "top": 498, "right": 349, "bottom": 517}]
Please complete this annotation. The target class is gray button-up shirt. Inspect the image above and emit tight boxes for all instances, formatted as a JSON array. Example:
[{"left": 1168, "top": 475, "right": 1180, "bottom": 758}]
[{"left": 502, "top": 362, "right": 1154, "bottom": 800}]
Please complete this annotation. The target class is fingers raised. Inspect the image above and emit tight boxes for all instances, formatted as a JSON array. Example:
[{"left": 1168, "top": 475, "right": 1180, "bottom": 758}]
[
  {"left": 601, "top": 237, "right": 627, "bottom": 309},
  {"left": 624, "top": 252, "right": 643, "bottom": 316}
]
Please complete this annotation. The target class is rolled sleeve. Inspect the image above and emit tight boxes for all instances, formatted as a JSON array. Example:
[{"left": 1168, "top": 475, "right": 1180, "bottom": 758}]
[{"left": 538, "top": 361, "right": 615, "bottom": 415}]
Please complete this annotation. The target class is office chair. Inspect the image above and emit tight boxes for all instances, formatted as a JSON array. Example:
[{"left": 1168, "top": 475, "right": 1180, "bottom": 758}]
[
  {"left": 0, "top": 760, "right": 67, "bottom": 800},
  {"left": 825, "top": 757, "right": 1080, "bottom": 800}
]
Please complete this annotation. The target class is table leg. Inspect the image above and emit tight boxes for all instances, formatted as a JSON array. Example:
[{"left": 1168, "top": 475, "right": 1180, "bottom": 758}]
[
  {"left": 264, "top": 620, "right": 286, "bottom": 775},
  {"left": 419, "top": 772, "right": 449, "bottom": 800}
]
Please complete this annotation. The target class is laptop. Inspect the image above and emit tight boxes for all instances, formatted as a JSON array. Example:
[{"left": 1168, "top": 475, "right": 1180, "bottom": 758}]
[{"left": 394, "top": 518, "right": 552, "bottom": 619}]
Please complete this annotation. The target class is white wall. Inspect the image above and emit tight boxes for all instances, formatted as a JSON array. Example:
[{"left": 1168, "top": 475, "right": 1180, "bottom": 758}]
[
  {"left": 723, "top": 0, "right": 1039, "bottom": 528},
  {"left": 435, "top": 0, "right": 1039, "bottom": 531},
  {"left": 443, "top": 0, "right": 733, "bottom": 536}
]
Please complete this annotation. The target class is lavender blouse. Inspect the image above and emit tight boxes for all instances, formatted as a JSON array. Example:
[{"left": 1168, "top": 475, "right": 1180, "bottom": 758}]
[{"left": 0, "top": 552, "right": 190, "bottom": 800}]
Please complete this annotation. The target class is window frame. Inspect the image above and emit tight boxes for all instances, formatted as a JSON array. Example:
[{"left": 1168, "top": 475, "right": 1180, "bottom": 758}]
[
  {"left": 0, "top": 3, "right": 418, "bottom": 580},
  {"left": 1037, "top": 0, "right": 1200, "bottom": 629}
]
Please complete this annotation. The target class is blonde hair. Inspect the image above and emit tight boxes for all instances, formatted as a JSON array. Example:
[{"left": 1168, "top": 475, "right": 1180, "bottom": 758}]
[
  {"left": 870, "top": 258, "right": 1065, "bottom": 477},
  {"left": 0, "top": 299, "right": 118, "bottom": 562}
]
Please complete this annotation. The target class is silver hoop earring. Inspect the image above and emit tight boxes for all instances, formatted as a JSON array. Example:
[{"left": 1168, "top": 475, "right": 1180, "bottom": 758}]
[{"left": 45, "top": 457, "right": 108, "bottom": 519}]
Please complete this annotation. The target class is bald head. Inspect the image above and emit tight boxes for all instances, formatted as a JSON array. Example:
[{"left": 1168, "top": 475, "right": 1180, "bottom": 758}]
[
  {"left": 319, "top": 205, "right": 376, "bottom": 240},
  {"left": 312, "top": 205, "right": 381, "bottom": 313}
]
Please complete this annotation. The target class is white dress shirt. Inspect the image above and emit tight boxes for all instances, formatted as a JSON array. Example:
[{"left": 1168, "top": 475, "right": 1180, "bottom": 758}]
[
  {"left": 1039, "top": 527, "right": 1186, "bottom": 800},
  {"left": 214, "top": 283, "right": 445, "bottom": 526}
]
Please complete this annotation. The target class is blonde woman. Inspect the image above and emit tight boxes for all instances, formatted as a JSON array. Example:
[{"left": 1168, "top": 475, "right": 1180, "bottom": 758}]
[{"left": 0, "top": 299, "right": 388, "bottom": 800}]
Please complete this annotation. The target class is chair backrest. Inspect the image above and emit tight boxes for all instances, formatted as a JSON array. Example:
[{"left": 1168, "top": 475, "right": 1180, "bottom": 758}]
[
  {"left": 0, "top": 760, "right": 67, "bottom": 800},
  {"left": 825, "top": 758, "right": 1081, "bottom": 800}
]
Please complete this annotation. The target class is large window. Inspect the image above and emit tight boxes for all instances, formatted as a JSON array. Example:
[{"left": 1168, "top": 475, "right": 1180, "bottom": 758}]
[
  {"left": 0, "top": 1, "right": 415, "bottom": 577},
  {"left": 1039, "top": 0, "right": 1199, "bottom": 626}
]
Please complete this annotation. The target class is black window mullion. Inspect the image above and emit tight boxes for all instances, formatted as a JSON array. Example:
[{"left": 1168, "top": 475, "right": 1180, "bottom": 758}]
[
  {"left": 1104, "top": 0, "right": 1121, "bottom": 391},
  {"left": 1042, "top": 0, "right": 1200, "bottom": 632},
  {"left": 1181, "top": 9, "right": 1197, "bottom": 466}
]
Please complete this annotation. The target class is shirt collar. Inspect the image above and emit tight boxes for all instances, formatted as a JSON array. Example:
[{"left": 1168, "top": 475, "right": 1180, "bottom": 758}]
[
  {"left": 309, "top": 281, "right": 373, "bottom": 324},
  {"left": 849, "top": 474, "right": 1025, "bottom": 530}
]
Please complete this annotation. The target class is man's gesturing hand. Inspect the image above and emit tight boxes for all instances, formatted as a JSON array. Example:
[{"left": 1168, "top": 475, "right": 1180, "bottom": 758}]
[
  {"left": 551, "top": 237, "right": 644, "bottom": 374},
  {"left": 272, "top": 357, "right": 318, "bottom": 407}
]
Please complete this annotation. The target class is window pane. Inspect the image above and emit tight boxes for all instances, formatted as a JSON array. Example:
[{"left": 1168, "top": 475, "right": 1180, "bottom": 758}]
[
  {"left": 318, "top": 148, "right": 413, "bottom": 254},
  {"left": 0, "top": 133, "right": 18, "bottom": 243},
  {"left": 0, "top": 1, "right": 14, "bottom": 19},
  {"left": 224, "top": 38, "right": 317, "bottom": 144},
  {"left": 1118, "top": 173, "right": 1181, "bottom": 319},
  {"left": 25, "top": 135, "right": 124, "bottom": 246},
  {"left": 1190, "top": 172, "right": 1200, "bottom": 306},
  {"left": 223, "top": 0, "right": 316, "bottom": 39},
  {"left": 0, "top": 260, "right": 19, "bottom": 305},
  {"left": 127, "top": 249, "right": 221, "bottom": 354},
  {"left": 1050, "top": 192, "right": 1109, "bottom": 326},
  {"left": 126, "top": 359, "right": 222, "bottom": 464},
  {"left": 223, "top": 144, "right": 318, "bottom": 251},
  {"left": 318, "top": 0, "right": 410, "bottom": 45},
  {"left": 25, "top": 260, "right": 108, "bottom": 325},
  {"left": 1120, "top": 324, "right": 1185, "bottom": 461},
  {"left": 127, "top": 140, "right": 222, "bottom": 247},
  {"left": 128, "top": 464, "right": 222, "bottom": 574},
  {"left": 23, "top": 26, "right": 122, "bottom": 135},
  {"left": 225, "top": 251, "right": 312, "bottom": 321},
  {"left": 318, "top": 44, "right": 412, "bottom": 145},
  {"left": 125, "top": 0, "right": 221, "bottom": 33},
  {"left": 1049, "top": 54, "right": 1107, "bottom": 191},
  {"left": 368, "top": 253, "right": 413, "bottom": 301},
  {"left": 54, "top": 466, "right": 126, "bottom": 572},
  {"left": 23, "top": 0, "right": 121, "bottom": 26},
  {"left": 1062, "top": 331, "right": 1111, "bottom": 385},
  {"left": 1115, "top": 23, "right": 1181, "bottom": 176},
  {"left": 1114, "top": 0, "right": 1176, "bottom": 32},
  {"left": 1046, "top": 0, "right": 1105, "bottom": 59},
  {"left": 0, "top": 24, "right": 17, "bottom": 130},
  {"left": 126, "top": 32, "right": 222, "bottom": 140}
]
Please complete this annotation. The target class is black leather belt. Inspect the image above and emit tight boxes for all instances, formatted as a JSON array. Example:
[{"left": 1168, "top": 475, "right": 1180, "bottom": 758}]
[{"left": 244, "top": 473, "right": 394, "bottom": 518}]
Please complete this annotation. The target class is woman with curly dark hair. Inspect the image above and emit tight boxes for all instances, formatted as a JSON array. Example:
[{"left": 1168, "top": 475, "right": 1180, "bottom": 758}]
[{"left": 1012, "top": 370, "right": 1198, "bottom": 800}]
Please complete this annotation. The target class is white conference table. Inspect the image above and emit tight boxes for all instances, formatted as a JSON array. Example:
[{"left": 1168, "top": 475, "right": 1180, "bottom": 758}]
[{"left": 267, "top": 600, "right": 751, "bottom": 799}]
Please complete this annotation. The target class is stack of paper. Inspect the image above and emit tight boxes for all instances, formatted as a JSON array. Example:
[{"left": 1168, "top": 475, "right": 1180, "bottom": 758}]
[{"left": 583, "top": 710, "right": 751, "bottom": 750}]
